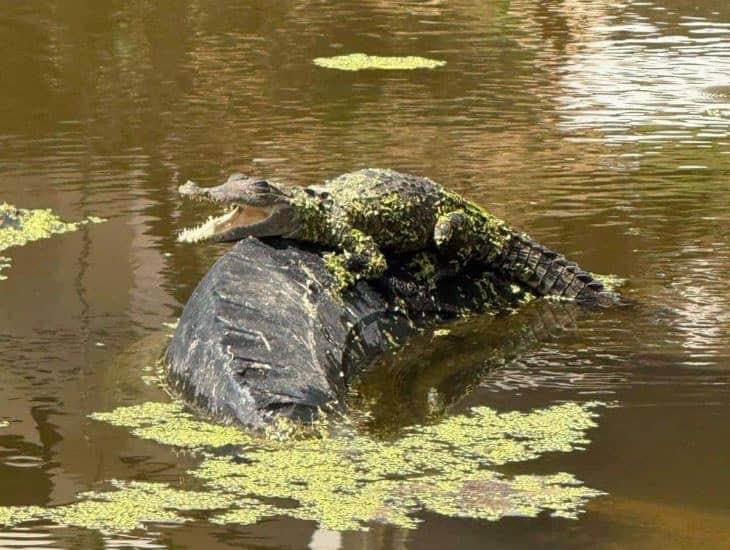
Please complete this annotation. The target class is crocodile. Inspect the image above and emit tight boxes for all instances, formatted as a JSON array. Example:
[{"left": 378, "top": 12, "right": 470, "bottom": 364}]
[{"left": 178, "top": 168, "right": 617, "bottom": 305}]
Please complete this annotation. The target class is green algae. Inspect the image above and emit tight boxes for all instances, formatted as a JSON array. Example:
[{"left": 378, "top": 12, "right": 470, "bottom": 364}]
[
  {"left": 89, "top": 401, "right": 254, "bottom": 449},
  {"left": 0, "top": 481, "right": 253, "bottom": 534},
  {"left": 47, "top": 481, "right": 236, "bottom": 533},
  {"left": 102, "top": 400, "right": 604, "bottom": 531},
  {"left": 413, "top": 471, "right": 601, "bottom": 521},
  {"left": 0, "top": 400, "right": 607, "bottom": 534},
  {"left": 313, "top": 53, "right": 446, "bottom": 71},
  {"left": 408, "top": 251, "right": 438, "bottom": 283},
  {"left": 0, "top": 203, "right": 106, "bottom": 280},
  {"left": 192, "top": 400, "right": 606, "bottom": 530},
  {"left": 0, "top": 505, "right": 46, "bottom": 528}
]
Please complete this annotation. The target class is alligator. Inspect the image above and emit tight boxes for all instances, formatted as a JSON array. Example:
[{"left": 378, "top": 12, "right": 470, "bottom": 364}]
[{"left": 178, "top": 168, "right": 617, "bottom": 305}]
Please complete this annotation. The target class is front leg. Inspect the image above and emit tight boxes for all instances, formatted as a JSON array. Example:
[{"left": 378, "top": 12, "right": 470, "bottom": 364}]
[
  {"left": 434, "top": 210, "right": 475, "bottom": 269},
  {"left": 324, "top": 228, "right": 387, "bottom": 289}
]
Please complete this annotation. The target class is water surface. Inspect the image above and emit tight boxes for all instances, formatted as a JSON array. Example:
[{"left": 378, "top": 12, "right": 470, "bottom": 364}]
[{"left": 0, "top": 0, "right": 729, "bottom": 548}]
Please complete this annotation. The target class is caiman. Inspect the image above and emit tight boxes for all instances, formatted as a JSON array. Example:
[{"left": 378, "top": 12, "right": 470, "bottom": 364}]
[{"left": 178, "top": 168, "right": 617, "bottom": 305}]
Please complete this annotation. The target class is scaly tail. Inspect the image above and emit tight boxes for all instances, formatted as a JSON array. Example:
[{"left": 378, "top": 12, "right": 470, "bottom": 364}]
[{"left": 495, "top": 233, "right": 618, "bottom": 305}]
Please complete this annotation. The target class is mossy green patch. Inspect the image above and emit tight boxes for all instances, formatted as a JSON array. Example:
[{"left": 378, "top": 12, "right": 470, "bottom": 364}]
[
  {"left": 0, "top": 505, "right": 46, "bottom": 528},
  {"left": 193, "top": 400, "right": 605, "bottom": 530},
  {"left": 46, "top": 481, "right": 236, "bottom": 533},
  {"left": 0, "top": 203, "right": 106, "bottom": 280},
  {"left": 105, "top": 400, "right": 604, "bottom": 531},
  {"left": 89, "top": 401, "right": 254, "bottom": 449},
  {"left": 0, "top": 401, "right": 606, "bottom": 534},
  {"left": 313, "top": 53, "right": 446, "bottom": 71}
]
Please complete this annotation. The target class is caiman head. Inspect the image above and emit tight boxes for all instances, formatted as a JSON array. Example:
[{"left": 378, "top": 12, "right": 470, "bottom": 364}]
[{"left": 177, "top": 173, "right": 301, "bottom": 243}]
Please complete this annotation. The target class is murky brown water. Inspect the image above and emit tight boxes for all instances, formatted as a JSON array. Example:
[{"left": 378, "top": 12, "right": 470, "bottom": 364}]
[{"left": 1, "top": 0, "right": 729, "bottom": 547}]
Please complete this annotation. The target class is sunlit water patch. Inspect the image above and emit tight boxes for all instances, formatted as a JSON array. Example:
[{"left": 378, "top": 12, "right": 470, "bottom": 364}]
[
  {"left": 552, "top": 0, "right": 730, "bottom": 144},
  {"left": 0, "top": 400, "right": 607, "bottom": 534}
]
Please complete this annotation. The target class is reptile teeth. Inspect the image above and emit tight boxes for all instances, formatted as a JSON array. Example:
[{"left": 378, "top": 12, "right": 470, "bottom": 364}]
[{"left": 178, "top": 208, "right": 237, "bottom": 243}]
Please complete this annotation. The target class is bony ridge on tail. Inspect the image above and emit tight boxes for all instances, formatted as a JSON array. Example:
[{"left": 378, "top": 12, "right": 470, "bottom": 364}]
[{"left": 178, "top": 168, "right": 618, "bottom": 305}]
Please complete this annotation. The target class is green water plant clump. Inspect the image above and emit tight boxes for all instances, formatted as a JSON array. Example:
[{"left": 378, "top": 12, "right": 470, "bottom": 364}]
[
  {"left": 89, "top": 401, "right": 254, "bottom": 449},
  {"left": 313, "top": 53, "right": 446, "bottom": 71},
  {"left": 0, "top": 203, "right": 106, "bottom": 280},
  {"left": 194, "top": 401, "right": 606, "bottom": 530},
  {"left": 0, "top": 400, "right": 607, "bottom": 534},
  {"left": 0, "top": 481, "right": 237, "bottom": 533}
]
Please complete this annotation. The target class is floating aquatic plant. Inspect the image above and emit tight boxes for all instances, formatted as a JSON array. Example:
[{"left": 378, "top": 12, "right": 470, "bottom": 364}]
[
  {"left": 0, "top": 400, "right": 607, "bottom": 534},
  {"left": 313, "top": 53, "right": 446, "bottom": 71},
  {"left": 89, "top": 401, "right": 254, "bottom": 449},
  {"left": 0, "top": 203, "right": 106, "bottom": 280},
  {"left": 0, "top": 481, "right": 237, "bottom": 533}
]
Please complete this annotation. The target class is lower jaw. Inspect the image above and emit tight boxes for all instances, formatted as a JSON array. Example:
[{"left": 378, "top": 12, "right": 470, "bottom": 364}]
[{"left": 178, "top": 208, "right": 239, "bottom": 243}]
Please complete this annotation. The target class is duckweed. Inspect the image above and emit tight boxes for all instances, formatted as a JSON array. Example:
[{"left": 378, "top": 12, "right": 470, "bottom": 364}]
[
  {"left": 0, "top": 203, "right": 106, "bottom": 280},
  {"left": 105, "top": 400, "right": 604, "bottom": 531},
  {"left": 0, "top": 505, "right": 46, "bottom": 528},
  {"left": 313, "top": 53, "right": 446, "bottom": 71},
  {"left": 0, "top": 400, "right": 607, "bottom": 534},
  {"left": 46, "top": 481, "right": 237, "bottom": 533},
  {"left": 89, "top": 401, "right": 254, "bottom": 449}
]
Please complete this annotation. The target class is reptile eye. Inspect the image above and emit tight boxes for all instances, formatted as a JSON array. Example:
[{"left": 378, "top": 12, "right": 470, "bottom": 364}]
[{"left": 253, "top": 180, "right": 272, "bottom": 191}]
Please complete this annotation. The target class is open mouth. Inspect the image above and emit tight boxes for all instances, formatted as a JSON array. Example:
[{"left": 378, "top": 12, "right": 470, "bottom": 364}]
[{"left": 178, "top": 204, "right": 276, "bottom": 243}]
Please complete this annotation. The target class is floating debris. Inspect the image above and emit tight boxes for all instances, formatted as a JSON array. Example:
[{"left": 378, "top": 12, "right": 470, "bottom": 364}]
[
  {"left": 162, "top": 320, "right": 179, "bottom": 331},
  {"left": 313, "top": 53, "right": 446, "bottom": 71}
]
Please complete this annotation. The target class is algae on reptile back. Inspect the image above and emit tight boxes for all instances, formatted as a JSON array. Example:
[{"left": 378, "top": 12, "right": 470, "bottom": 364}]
[{"left": 313, "top": 53, "right": 446, "bottom": 71}]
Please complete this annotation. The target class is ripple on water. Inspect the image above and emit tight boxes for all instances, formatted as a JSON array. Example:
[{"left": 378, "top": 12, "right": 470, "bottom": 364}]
[{"left": 553, "top": 4, "right": 730, "bottom": 144}]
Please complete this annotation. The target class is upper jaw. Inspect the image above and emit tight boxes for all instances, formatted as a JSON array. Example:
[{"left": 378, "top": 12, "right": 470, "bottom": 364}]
[
  {"left": 178, "top": 180, "right": 209, "bottom": 200},
  {"left": 178, "top": 180, "right": 251, "bottom": 204}
]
